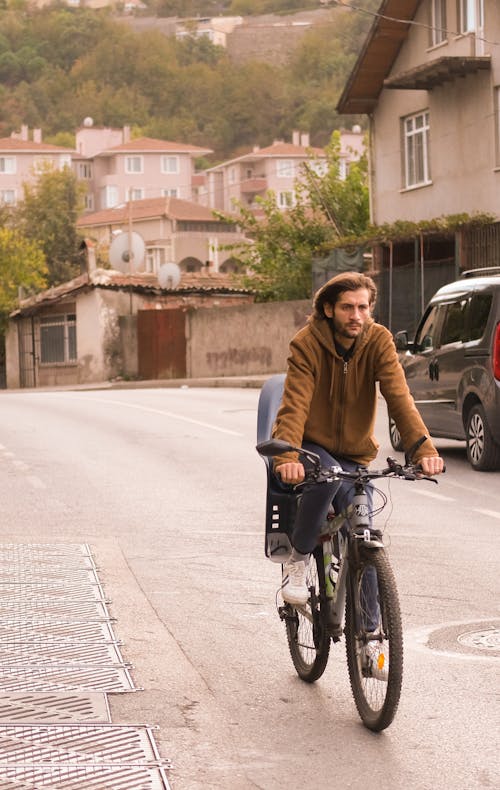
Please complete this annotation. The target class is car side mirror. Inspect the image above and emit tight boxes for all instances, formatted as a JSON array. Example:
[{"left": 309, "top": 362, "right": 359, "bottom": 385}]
[{"left": 394, "top": 330, "right": 409, "bottom": 351}]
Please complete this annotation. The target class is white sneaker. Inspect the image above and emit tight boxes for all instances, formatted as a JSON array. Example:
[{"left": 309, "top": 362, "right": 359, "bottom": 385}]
[
  {"left": 282, "top": 560, "right": 309, "bottom": 605},
  {"left": 362, "top": 640, "right": 388, "bottom": 681}
]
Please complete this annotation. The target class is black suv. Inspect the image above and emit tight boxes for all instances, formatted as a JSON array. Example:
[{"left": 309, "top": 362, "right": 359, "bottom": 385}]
[{"left": 389, "top": 268, "right": 500, "bottom": 471}]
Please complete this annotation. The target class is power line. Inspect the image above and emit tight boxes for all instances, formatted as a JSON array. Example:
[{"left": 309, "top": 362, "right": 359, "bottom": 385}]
[{"left": 329, "top": 0, "right": 500, "bottom": 48}]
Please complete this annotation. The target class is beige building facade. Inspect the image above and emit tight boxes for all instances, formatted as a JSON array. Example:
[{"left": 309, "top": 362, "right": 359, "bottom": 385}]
[
  {"left": 339, "top": 0, "right": 499, "bottom": 226},
  {"left": 76, "top": 196, "right": 247, "bottom": 274}
]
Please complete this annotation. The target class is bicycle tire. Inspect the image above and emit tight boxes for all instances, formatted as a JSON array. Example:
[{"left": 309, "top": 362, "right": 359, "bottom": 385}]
[
  {"left": 285, "top": 546, "right": 330, "bottom": 682},
  {"left": 345, "top": 546, "right": 403, "bottom": 731}
]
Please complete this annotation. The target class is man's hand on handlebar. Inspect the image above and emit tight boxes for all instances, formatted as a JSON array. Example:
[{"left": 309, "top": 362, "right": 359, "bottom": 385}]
[
  {"left": 276, "top": 462, "right": 305, "bottom": 484},
  {"left": 419, "top": 456, "right": 445, "bottom": 476}
]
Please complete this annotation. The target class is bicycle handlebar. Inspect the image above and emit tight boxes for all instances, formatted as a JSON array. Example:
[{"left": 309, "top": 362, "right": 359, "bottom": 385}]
[{"left": 256, "top": 437, "right": 440, "bottom": 485}]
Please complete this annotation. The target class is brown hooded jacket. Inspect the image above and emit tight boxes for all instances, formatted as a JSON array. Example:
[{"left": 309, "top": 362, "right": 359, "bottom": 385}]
[{"left": 272, "top": 315, "right": 438, "bottom": 468}]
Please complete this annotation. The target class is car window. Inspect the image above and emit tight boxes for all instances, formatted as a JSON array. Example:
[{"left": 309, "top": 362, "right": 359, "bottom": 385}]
[
  {"left": 414, "top": 304, "right": 442, "bottom": 351},
  {"left": 467, "top": 293, "right": 492, "bottom": 341},
  {"left": 440, "top": 298, "right": 468, "bottom": 345}
]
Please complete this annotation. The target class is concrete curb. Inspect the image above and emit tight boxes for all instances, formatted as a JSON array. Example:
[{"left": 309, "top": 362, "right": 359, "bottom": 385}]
[{"left": 1, "top": 375, "right": 274, "bottom": 394}]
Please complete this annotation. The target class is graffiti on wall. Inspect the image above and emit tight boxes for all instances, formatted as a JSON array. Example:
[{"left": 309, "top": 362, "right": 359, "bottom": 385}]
[{"left": 206, "top": 346, "right": 272, "bottom": 371}]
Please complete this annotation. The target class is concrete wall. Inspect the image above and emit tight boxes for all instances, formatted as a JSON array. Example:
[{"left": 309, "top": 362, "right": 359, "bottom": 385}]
[{"left": 186, "top": 299, "right": 311, "bottom": 378}]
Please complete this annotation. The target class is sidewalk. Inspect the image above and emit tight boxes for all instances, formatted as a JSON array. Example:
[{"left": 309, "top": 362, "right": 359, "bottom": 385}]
[{"left": 0, "top": 374, "right": 272, "bottom": 395}]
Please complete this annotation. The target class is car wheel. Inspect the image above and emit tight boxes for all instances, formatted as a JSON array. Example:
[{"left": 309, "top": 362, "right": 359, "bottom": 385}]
[
  {"left": 466, "top": 404, "right": 500, "bottom": 471},
  {"left": 388, "top": 417, "right": 404, "bottom": 452}
]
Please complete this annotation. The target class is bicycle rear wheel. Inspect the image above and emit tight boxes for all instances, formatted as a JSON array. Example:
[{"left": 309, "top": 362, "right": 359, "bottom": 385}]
[
  {"left": 345, "top": 546, "right": 403, "bottom": 731},
  {"left": 285, "top": 546, "right": 330, "bottom": 682}
]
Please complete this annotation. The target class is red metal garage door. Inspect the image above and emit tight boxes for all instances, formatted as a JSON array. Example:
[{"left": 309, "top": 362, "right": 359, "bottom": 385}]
[{"left": 137, "top": 309, "right": 187, "bottom": 380}]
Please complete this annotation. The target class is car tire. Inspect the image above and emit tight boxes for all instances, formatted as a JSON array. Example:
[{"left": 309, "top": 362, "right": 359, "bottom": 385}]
[
  {"left": 466, "top": 404, "right": 500, "bottom": 471},
  {"left": 388, "top": 417, "right": 404, "bottom": 452}
]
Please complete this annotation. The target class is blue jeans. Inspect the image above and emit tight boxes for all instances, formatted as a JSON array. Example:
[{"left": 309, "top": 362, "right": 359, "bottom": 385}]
[{"left": 287, "top": 442, "right": 379, "bottom": 632}]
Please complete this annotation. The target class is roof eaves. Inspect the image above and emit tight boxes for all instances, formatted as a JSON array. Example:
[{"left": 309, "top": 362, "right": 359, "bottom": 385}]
[{"left": 337, "top": 0, "right": 420, "bottom": 115}]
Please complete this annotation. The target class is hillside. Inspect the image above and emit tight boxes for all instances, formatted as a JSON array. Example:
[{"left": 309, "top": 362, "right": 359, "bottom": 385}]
[
  {"left": 124, "top": 8, "right": 336, "bottom": 66},
  {"left": 0, "top": 2, "right": 376, "bottom": 160}
]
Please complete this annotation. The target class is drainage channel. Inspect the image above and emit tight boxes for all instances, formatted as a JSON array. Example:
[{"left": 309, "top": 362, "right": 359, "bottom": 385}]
[{"left": 0, "top": 543, "right": 171, "bottom": 788}]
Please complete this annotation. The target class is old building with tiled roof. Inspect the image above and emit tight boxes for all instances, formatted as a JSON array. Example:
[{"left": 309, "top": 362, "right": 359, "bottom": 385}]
[{"left": 77, "top": 196, "right": 247, "bottom": 276}]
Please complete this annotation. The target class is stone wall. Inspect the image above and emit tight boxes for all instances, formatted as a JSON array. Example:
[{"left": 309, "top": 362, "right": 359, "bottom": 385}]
[{"left": 186, "top": 299, "right": 311, "bottom": 378}]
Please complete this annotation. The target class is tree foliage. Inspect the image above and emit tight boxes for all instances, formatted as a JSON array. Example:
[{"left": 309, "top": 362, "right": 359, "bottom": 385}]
[
  {"left": 14, "top": 164, "right": 86, "bottom": 286},
  {"left": 0, "top": 3, "right": 376, "bottom": 158},
  {"left": 0, "top": 227, "right": 47, "bottom": 330},
  {"left": 220, "top": 131, "right": 370, "bottom": 301}
]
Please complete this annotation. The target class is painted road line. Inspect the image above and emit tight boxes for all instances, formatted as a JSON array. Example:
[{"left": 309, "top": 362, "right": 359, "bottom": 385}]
[
  {"left": 473, "top": 508, "right": 500, "bottom": 520},
  {"left": 72, "top": 396, "right": 244, "bottom": 437}
]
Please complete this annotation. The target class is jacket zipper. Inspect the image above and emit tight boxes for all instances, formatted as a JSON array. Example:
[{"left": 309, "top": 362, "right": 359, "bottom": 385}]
[{"left": 334, "top": 359, "right": 349, "bottom": 450}]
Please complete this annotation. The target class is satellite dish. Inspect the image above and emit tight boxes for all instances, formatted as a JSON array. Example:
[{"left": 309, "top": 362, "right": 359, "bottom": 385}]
[
  {"left": 109, "top": 231, "right": 146, "bottom": 273},
  {"left": 83, "top": 116, "right": 94, "bottom": 127},
  {"left": 158, "top": 262, "right": 181, "bottom": 290}
]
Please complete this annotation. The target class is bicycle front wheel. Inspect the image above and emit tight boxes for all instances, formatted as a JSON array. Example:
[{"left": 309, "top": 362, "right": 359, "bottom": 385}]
[
  {"left": 345, "top": 546, "right": 403, "bottom": 731},
  {"left": 285, "top": 547, "right": 330, "bottom": 682}
]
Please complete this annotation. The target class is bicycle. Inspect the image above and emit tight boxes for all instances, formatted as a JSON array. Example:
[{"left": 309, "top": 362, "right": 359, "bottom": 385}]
[{"left": 256, "top": 434, "right": 440, "bottom": 732}]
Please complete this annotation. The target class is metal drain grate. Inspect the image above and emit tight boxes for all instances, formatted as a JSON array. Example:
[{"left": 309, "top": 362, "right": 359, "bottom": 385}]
[
  {"left": 0, "top": 693, "right": 110, "bottom": 724},
  {"left": 0, "top": 621, "right": 118, "bottom": 644},
  {"left": 0, "top": 642, "right": 127, "bottom": 667},
  {"left": 0, "top": 665, "right": 135, "bottom": 694},
  {"left": 0, "top": 761, "right": 170, "bottom": 788},
  {"left": 0, "top": 724, "right": 170, "bottom": 789},
  {"left": 0, "top": 723, "right": 165, "bottom": 764},
  {"left": 0, "top": 600, "right": 111, "bottom": 621},
  {"left": 0, "top": 582, "right": 107, "bottom": 603},
  {"left": 0, "top": 545, "right": 95, "bottom": 560},
  {"left": 0, "top": 544, "right": 170, "bottom": 787},
  {"left": 0, "top": 569, "right": 102, "bottom": 586}
]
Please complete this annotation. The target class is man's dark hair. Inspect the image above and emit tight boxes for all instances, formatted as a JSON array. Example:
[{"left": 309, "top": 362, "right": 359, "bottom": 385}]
[{"left": 312, "top": 272, "right": 377, "bottom": 320}]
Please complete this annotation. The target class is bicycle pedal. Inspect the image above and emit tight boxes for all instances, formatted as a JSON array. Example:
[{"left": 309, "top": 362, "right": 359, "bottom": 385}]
[{"left": 327, "top": 623, "right": 343, "bottom": 641}]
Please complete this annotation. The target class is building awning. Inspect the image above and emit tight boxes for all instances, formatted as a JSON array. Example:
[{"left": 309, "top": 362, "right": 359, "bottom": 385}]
[{"left": 384, "top": 55, "right": 491, "bottom": 90}]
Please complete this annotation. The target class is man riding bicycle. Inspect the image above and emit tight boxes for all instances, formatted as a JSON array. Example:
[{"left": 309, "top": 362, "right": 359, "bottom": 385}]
[{"left": 272, "top": 272, "right": 444, "bottom": 606}]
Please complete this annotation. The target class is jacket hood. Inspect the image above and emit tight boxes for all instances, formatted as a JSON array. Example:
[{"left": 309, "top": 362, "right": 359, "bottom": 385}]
[{"left": 308, "top": 314, "right": 375, "bottom": 358}]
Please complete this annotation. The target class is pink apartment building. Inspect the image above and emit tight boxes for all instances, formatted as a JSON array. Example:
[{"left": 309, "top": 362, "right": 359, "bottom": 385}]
[
  {"left": 0, "top": 127, "right": 73, "bottom": 206},
  {"left": 73, "top": 122, "right": 212, "bottom": 211},
  {"left": 0, "top": 123, "right": 212, "bottom": 212},
  {"left": 197, "top": 128, "right": 365, "bottom": 213}
]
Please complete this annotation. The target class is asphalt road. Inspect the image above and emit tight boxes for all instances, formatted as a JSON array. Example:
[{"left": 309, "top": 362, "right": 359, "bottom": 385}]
[{"left": 0, "top": 385, "right": 498, "bottom": 789}]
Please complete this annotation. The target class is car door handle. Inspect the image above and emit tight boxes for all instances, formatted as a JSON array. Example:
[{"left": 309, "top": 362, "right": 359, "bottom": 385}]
[{"left": 428, "top": 360, "right": 439, "bottom": 381}]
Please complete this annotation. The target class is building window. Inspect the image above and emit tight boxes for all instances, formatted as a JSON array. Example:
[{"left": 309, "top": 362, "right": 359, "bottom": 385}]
[
  {"left": 277, "top": 159, "right": 294, "bottom": 178},
  {"left": 308, "top": 160, "right": 328, "bottom": 177},
  {"left": 430, "top": 0, "right": 446, "bottom": 46},
  {"left": 495, "top": 87, "right": 500, "bottom": 167},
  {"left": 39, "top": 314, "right": 77, "bottom": 365},
  {"left": 78, "top": 162, "right": 92, "bottom": 179},
  {"left": 161, "top": 156, "right": 179, "bottom": 174},
  {"left": 277, "top": 190, "right": 294, "bottom": 208},
  {"left": 459, "top": 0, "right": 482, "bottom": 34},
  {"left": 162, "top": 188, "right": 178, "bottom": 197},
  {"left": 403, "top": 110, "right": 431, "bottom": 188},
  {"left": 127, "top": 187, "right": 144, "bottom": 200},
  {"left": 0, "top": 189, "right": 15, "bottom": 204},
  {"left": 125, "top": 156, "right": 143, "bottom": 174},
  {"left": 103, "top": 185, "right": 119, "bottom": 208},
  {"left": 228, "top": 166, "right": 236, "bottom": 184},
  {"left": 84, "top": 193, "right": 94, "bottom": 211},
  {"left": 58, "top": 154, "right": 71, "bottom": 169},
  {"left": 146, "top": 246, "right": 169, "bottom": 273},
  {"left": 0, "top": 156, "right": 16, "bottom": 174}
]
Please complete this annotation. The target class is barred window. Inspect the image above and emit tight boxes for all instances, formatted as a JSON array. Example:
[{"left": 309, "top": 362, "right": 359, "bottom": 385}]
[{"left": 40, "top": 314, "right": 76, "bottom": 364}]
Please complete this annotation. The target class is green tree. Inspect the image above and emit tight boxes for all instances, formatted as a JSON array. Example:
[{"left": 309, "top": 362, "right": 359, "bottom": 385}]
[
  {"left": 303, "top": 130, "right": 369, "bottom": 237},
  {"left": 220, "top": 131, "right": 369, "bottom": 301},
  {"left": 0, "top": 227, "right": 47, "bottom": 330},
  {"left": 15, "top": 164, "right": 86, "bottom": 286}
]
